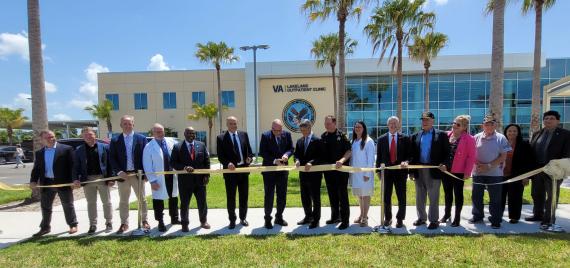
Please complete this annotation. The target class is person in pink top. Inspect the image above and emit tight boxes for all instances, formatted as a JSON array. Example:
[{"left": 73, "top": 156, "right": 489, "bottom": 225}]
[{"left": 440, "top": 115, "right": 477, "bottom": 227}]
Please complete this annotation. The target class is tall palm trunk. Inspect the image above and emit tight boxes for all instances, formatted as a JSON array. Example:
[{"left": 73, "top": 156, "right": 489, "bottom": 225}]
[
  {"left": 216, "top": 65, "right": 222, "bottom": 135},
  {"left": 490, "top": 0, "right": 505, "bottom": 130},
  {"left": 424, "top": 61, "right": 431, "bottom": 111},
  {"left": 208, "top": 118, "right": 213, "bottom": 151},
  {"left": 530, "top": 1, "right": 543, "bottom": 137},
  {"left": 396, "top": 30, "right": 404, "bottom": 121},
  {"left": 27, "top": 0, "right": 47, "bottom": 202},
  {"left": 330, "top": 63, "right": 338, "bottom": 118},
  {"left": 337, "top": 8, "right": 347, "bottom": 130}
]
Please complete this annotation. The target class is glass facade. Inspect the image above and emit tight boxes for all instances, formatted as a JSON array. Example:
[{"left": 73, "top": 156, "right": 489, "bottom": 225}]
[
  {"left": 134, "top": 93, "right": 148, "bottom": 110},
  {"left": 345, "top": 58, "right": 570, "bottom": 139},
  {"left": 222, "top": 90, "right": 235, "bottom": 108},
  {"left": 163, "top": 92, "right": 177, "bottom": 109},
  {"left": 192, "top": 91, "right": 205, "bottom": 106},
  {"left": 105, "top": 93, "right": 119, "bottom": 110}
]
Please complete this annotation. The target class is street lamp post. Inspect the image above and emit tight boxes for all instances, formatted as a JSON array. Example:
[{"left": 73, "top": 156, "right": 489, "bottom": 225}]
[{"left": 240, "top": 45, "right": 269, "bottom": 160}]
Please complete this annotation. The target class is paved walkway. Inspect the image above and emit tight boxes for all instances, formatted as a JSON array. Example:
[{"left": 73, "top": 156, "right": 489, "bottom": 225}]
[{"left": 1, "top": 181, "right": 569, "bottom": 249}]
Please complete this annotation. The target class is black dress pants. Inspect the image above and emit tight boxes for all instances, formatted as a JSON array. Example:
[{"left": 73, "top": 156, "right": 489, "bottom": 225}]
[
  {"left": 40, "top": 186, "right": 78, "bottom": 229},
  {"left": 300, "top": 171, "right": 322, "bottom": 222},
  {"left": 152, "top": 174, "right": 179, "bottom": 222},
  {"left": 441, "top": 173, "right": 465, "bottom": 218},
  {"left": 383, "top": 170, "right": 407, "bottom": 221},
  {"left": 262, "top": 171, "right": 288, "bottom": 220},
  {"left": 324, "top": 170, "right": 349, "bottom": 223},
  {"left": 223, "top": 172, "right": 249, "bottom": 222},
  {"left": 178, "top": 176, "right": 208, "bottom": 225}
]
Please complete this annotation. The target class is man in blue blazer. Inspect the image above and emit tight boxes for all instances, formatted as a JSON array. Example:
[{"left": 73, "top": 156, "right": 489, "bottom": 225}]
[
  {"left": 259, "top": 119, "right": 294, "bottom": 229},
  {"left": 72, "top": 127, "right": 113, "bottom": 234},
  {"left": 109, "top": 115, "right": 149, "bottom": 234},
  {"left": 30, "top": 130, "right": 78, "bottom": 237}
]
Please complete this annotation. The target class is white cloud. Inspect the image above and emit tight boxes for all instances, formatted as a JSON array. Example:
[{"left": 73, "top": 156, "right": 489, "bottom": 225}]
[
  {"left": 14, "top": 93, "right": 32, "bottom": 109},
  {"left": 0, "top": 32, "right": 29, "bottom": 60},
  {"left": 79, "top": 62, "right": 109, "bottom": 97},
  {"left": 147, "top": 54, "right": 170, "bottom": 71},
  {"left": 45, "top": 81, "right": 57, "bottom": 93},
  {"left": 434, "top": 0, "right": 448, "bottom": 5},
  {"left": 52, "top": 113, "right": 72, "bottom": 121},
  {"left": 69, "top": 99, "right": 94, "bottom": 109}
]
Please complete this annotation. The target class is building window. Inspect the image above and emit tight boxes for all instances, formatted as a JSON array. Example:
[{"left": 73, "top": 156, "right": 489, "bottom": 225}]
[
  {"left": 222, "top": 90, "right": 235, "bottom": 108},
  {"left": 195, "top": 131, "right": 207, "bottom": 145},
  {"left": 163, "top": 92, "right": 177, "bottom": 109},
  {"left": 105, "top": 94, "right": 119, "bottom": 110},
  {"left": 192, "top": 91, "right": 205, "bottom": 106},
  {"left": 134, "top": 93, "right": 148, "bottom": 110}
]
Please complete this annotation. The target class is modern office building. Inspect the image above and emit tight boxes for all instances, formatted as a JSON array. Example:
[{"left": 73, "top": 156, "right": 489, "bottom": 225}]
[{"left": 98, "top": 53, "right": 570, "bottom": 154}]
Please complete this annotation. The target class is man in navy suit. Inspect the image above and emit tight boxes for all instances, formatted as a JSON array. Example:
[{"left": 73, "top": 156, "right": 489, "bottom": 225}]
[
  {"left": 293, "top": 119, "right": 323, "bottom": 229},
  {"left": 259, "top": 119, "right": 294, "bottom": 229},
  {"left": 216, "top": 116, "right": 254, "bottom": 229},
  {"left": 72, "top": 127, "right": 113, "bottom": 234},
  {"left": 109, "top": 115, "right": 149, "bottom": 234},
  {"left": 30, "top": 130, "right": 78, "bottom": 237},
  {"left": 170, "top": 126, "right": 211, "bottom": 232}
]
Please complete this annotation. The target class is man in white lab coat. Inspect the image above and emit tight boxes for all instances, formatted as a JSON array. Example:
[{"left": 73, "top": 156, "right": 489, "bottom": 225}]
[{"left": 143, "top": 123, "right": 179, "bottom": 232}]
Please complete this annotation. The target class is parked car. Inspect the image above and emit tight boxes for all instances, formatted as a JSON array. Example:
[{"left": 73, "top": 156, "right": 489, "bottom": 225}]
[{"left": 0, "top": 146, "right": 33, "bottom": 164}]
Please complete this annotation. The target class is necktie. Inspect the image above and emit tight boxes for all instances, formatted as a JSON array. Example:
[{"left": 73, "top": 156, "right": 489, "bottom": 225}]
[
  {"left": 160, "top": 140, "right": 171, "bottom": 171},
  {"left": 390, "top": 134, "right": 397, "bottom": 164},
  {"left": 125, "top": 135, "right": 134, "bottom": 170},
  {"left": 304, "top": 136, "right": 310, "bottom": 154},
  {"left": 232, "top": 133, "right": 240, "bottom": 154},
  {"left": 189, "top": 143, "right": 195, "bottom": 161}
]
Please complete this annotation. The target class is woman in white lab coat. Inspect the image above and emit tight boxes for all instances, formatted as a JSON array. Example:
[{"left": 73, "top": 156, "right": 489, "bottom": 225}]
[{"left": 349, "top": 121, "right": 375, "bottom": 227}]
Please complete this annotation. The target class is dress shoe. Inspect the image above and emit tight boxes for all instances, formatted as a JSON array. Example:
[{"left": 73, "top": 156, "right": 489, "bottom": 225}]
[
  {"left": 326, "top": 218, "right": 341, "bottom": 224},
  {"left": 69, "top": 226, "right": 78, "bottom": 234},
  {"left": 297, "top": 218, "right": 312, "bottom": 225},
  {"left": 200, "top": 222, "right": 211, "bottom": 229},
  {"left": 468, "top": 218, "right": 483, "bottom": 224},
  {"left": 491, "top": 223, "right": 501, "bottom": 229},
  {"left": 158, "top": 221, "right": 166, "bottom": 232},
  {"left": 337, "top": 222, "right": 349, "bottom": 230},
  {"left": 308, "top": 221, "right": 319, "bottom": 229},
  {"left": 264, "top": 220, "right": 273, "bottom": 229},
  {"left": 229, "top": 221, "right": 236, "bottom": 229},
  {"left": 509, "top": 219, "right": 519, "bottom": 224},
  {"left": 413, "top": 220, "right": 426, "bottom": 226},
  {"left": 427, "top": 222, "right": 439, "bottom": 230},
  {"left": 383, "top": 219, "right": 392, "bottom": 227},
  {"left": 540, "top": 224, "right": 550, "bottom": 230},
  {"left": 142, "top": 221, "right": 151, "bottom": 230},
  {"left": 32, "top": 228, "right": 50, "bottom": 238},
  {"left": 171, "top": 217, "right": 181, "bottom": 225},
  {"left": 524, "top": 216, "right": 543, "bottom": 222},
  {"left": 87, "top": 225, "right": 97, "bottom": 235},
  {"left": 439, "top": 215, "right": 451, "bottom": 223},
  {"left": 181, "top": 225, "right": 190, "bottom": 232},
  {"left": 240, "top": 219, "right": 249, "bottom": 226},
  {"left": 116, "top": 224, "right": 129, "bottom": 234},
  {"left": 275, "top": 218, "right": 288, "bottom": 226},
  {"left": 105, "top": 223, "right": 113, "bottom": 232},
  {"left": 451, "top": 219, "right": 460, "bottom": 227},
  {"left": 395, "top": 219, "right": 404, "bottom": 228}
]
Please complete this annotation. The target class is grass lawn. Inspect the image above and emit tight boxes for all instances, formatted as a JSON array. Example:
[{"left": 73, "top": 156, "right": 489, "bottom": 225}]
[
  {"left": 131, "top": 171, "right": 570, "bottom": 209},
  {"left": 0, "top": 189, "right": 31, "bottom": 205},
  {"left": 0, "top": 233, "right": 568, "bottom": 266}
]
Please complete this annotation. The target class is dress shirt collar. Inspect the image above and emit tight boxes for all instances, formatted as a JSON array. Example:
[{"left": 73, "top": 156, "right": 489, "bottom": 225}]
[
  {"left": 122, "top": 131, "right": 134, "bottom": 139},
  {"left": 185, "top": 140, "right": 195, "bottom": 147},
  {"left": 45, "top": 142, "right": 57, "bottom": 150}
]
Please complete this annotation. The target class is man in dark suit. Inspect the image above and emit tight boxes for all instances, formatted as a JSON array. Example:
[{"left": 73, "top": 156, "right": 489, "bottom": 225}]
[
  {"left": 376, "top": 116, "right": 411, "bottom": 228},
  {"left": 216, "top": 116, "right": 254, "bottom": 229},
  {"left": 171, "top": 126, "right": 211, "bottom": 232},
  {"left": 30, "top": 130, "right": 78, "bottom": 237},
  {"left": 72, "top": 127, "right": 113, "bottom": 234},
  {"left": 109, "top": 115, "right": 149, "bottom": 234},
  {"left": 293, "top": 119, "right": 322, "bottom": 229},
  {"left": 526, "top": 110, "right": 570, "bottom": 228},
  {"left": 410, "top": 111, "right": 450, "bottom": 230},
  {"left": 259, "top": 119, "right": 294, "bottom": 229}
]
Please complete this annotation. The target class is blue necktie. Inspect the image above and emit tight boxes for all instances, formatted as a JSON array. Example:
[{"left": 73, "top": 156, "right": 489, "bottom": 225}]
[
  {"left": 125, "top": 135, "right": 134, "bottom": 170},
  {"left": 304, "top": 137, "right": 310, "bottom": 154},
  {"left": 160, "top": 140, "right": 171, "bottom": 171}
]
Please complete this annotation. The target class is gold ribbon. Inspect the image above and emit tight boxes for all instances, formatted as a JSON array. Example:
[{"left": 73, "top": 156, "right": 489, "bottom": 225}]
[{"left": 0, "top": 181, "right": 29, "bottom": 191}]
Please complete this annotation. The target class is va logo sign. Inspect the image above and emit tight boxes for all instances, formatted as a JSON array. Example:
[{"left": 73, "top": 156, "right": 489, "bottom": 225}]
[
  {"left": 282, "top": 99, "right": 316, "bottom": 133},
  {"left": 273, "top": 85, "right": 284, "bottom": 92}
]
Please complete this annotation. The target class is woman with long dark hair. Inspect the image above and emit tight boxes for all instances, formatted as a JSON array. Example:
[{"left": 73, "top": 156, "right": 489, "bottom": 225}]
[
  {"left": 501, "top": 124, "right": 534, "bottom": 223},
  {"left": 349, "top": 121, "right": 375, "bottom": 227}
]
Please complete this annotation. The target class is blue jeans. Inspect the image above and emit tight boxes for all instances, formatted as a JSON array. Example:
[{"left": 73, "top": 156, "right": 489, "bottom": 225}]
[{"left": 472, "top": 176, "right": 503, "bottom": 225}]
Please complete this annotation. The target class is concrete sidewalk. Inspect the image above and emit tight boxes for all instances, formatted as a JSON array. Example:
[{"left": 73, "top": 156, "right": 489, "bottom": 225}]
[{"left": 1, "top": 189, "right": 569, "bottom": 249}]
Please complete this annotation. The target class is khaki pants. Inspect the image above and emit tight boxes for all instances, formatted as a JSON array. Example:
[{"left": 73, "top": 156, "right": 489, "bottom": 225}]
[
  {"left": 83, "top": 175, "right": 112, "bottom": 226},
  {"left": 118, "top": 176, "right": 148, "bottom": 224}
]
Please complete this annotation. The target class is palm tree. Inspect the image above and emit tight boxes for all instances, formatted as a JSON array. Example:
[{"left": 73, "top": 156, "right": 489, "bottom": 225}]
[
  {"left": 486, "top": 0, "right": 506, "bottom": 129},
  {"left": 27, "top": 0, "right": 48, "bottom": 153},
  {"left": 523, "top": 0, "right": 557, "bottom": 135},
  {"left": 364, "top": 0, "right": 434, "bottom": 121},
  {"left": 187, "top": 103, "right": 221, "bottom": 151},
  {"left": 302, "top": 0, "right": 369, "bottom": 130},
  {"left": 0, "top": 108, "right": 28, "bottom": 145},
  {"left": 408, "top": 32, "right": 448, "bottom": 111},
  {"left": 85, "top": 100, "right": 114, "bottom": 137},
  {"left": 311, "top": 33, "right": 358, "bottom": 117},
  {"left": 195, "top": 42, "right": 239, "bottom": 135}
]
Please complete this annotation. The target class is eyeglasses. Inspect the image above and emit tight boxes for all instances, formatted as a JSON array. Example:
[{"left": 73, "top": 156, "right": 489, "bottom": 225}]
[{"left": 452, "top": 122, "right": 462, "bottom": 127}]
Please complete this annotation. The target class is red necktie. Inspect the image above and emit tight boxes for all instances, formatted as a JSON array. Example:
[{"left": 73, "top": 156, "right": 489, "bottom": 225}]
[
  {"left": 189, "top": 144, "right": 195, "bottom": 161},
  {"left": 390, "top": 135, "right": 397, "bottom": 164}
]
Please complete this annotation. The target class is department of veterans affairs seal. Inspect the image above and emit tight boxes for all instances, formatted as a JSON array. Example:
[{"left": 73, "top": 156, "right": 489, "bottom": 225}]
[{"left": 282, "top": 99, "right": 316, "bottom": 132}]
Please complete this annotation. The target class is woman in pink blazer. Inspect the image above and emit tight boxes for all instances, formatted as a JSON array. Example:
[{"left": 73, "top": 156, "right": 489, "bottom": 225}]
[{"left": 440, "top": 115, "right": 477, "bottom": 227}]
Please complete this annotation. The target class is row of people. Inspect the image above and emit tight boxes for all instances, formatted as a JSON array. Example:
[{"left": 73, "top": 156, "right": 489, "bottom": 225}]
[{"left": 29, "top": 110, "right": 569, "bottom": 236}]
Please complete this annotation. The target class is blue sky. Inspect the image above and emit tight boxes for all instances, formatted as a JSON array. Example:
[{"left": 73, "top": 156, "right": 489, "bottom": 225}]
[{"left": 1, "top": 0, "right": 569, "bottom": 120}]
